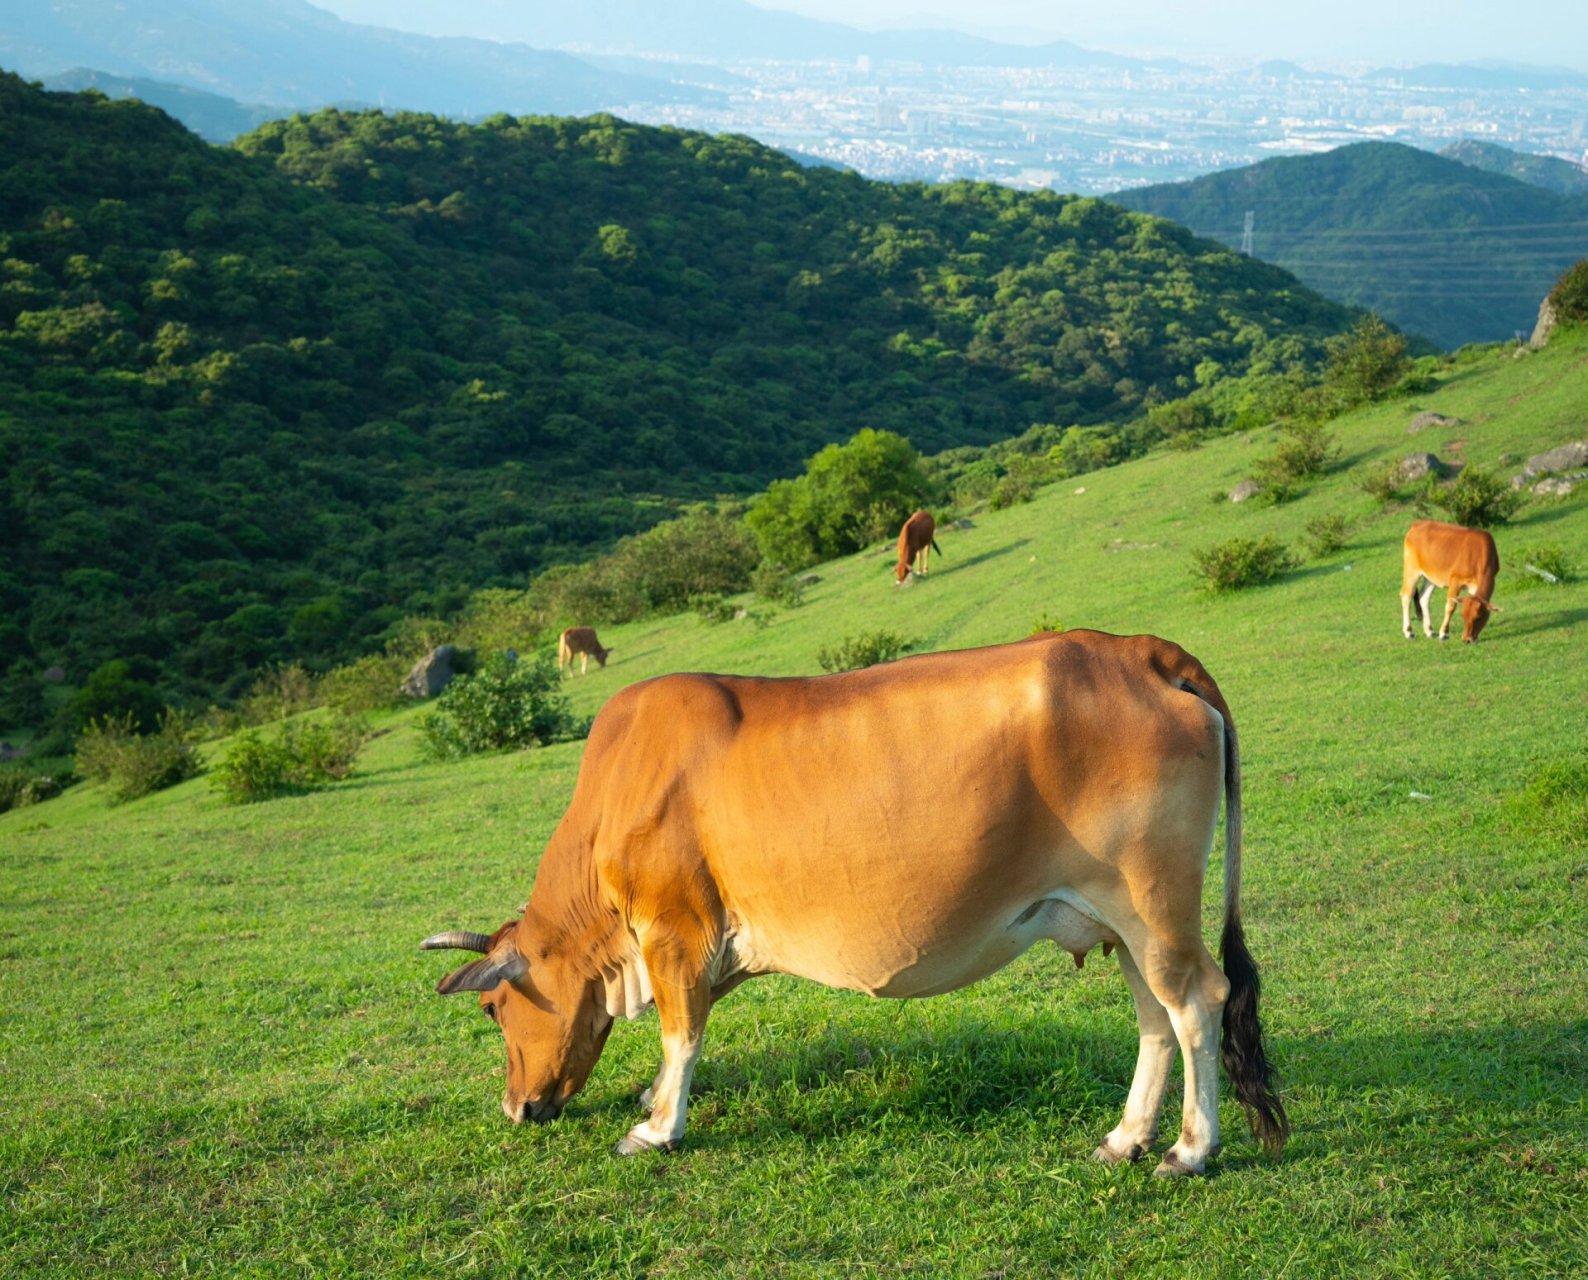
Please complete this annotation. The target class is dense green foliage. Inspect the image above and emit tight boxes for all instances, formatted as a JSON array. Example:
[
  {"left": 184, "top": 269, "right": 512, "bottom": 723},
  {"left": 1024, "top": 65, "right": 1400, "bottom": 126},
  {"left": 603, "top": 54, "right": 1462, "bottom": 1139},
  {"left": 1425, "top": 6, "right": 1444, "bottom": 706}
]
[
  {"left": 1189, "top": 533, "right": 1300, "bottom": 592},
  {"left": 1440, "top": 140, "right": 1588, "bottom": 197},
  {"left": 1111, "top": 141, "right": 1588, "bottom": 349},
  {"left": 815, "top": 629, "right": 916, "bottom": 672},
  {"left": 417, "top": 652, "right": 583, "bottom": 759},
  {"left": 0, "top": 72, "right": 1357, "bottom": 718},
  {"left": 1428, "top": 465, "right": 1526, "bottom": 528},
  {"left": 73, "top": 710, "right": 201, "bottom": 802},
  {"left": 210, "top": 711, "right": 368, "bottom": 803},
  {"left": 1546, "top": 258, "right": 1588, "bottom": 327}
]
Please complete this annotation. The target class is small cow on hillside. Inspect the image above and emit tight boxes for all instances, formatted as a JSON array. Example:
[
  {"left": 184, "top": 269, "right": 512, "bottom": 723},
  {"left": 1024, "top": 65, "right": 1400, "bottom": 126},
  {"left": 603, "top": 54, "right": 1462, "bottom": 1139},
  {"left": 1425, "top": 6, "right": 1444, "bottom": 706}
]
[
  {"left": 1401, "top": 519, "right": 1502, "bottom": 644},
  {"left": 894, "top": 510, "right": 943, "bottom": 586},
  {"left": 558, "top": 627, "right": 612, "bottom": 675}
]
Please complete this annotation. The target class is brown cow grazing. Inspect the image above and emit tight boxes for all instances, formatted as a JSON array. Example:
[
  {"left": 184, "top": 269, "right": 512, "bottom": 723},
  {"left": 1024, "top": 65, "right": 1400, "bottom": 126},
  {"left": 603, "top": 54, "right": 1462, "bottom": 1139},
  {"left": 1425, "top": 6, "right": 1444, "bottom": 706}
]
[
  {"left": 1401, "top": 519, "right": 1502, "bottom": 644},
  {"left": 894, "top": 510, "right": 942, "bottom": 585},
  {"left": 421, "top": 630, "right": 1288, "bottom": 1176},
  {"left": 558, "top": 627, "right": 612, "bottom": 675}
]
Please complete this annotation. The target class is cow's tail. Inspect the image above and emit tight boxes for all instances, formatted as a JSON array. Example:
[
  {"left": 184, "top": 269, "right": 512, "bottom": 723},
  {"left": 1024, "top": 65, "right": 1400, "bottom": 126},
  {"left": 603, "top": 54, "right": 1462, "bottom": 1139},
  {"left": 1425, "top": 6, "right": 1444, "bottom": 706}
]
[
  {"left": 1411, "top": 575, "right": 1428, "bottom": 629},
  {"left": 931, "top": 537, "right": 943, "bottom": 557},
  {"left": 1215, "top": 712, "right": 1290, "bottom": 1159}
]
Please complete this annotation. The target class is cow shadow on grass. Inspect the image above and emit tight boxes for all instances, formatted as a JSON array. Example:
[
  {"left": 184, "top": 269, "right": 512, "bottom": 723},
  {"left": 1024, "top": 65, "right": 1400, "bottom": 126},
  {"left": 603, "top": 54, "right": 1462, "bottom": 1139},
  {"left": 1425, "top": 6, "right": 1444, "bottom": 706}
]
[
  {"left": 930, "top": 537, "right": 1032, "bottom": 578},
  {"left": 1484, "top": 604, "right": 1588, "bottom": 642},
  {"left": 581, "top": 1007, "right": 1587, "bottom": 1168}
]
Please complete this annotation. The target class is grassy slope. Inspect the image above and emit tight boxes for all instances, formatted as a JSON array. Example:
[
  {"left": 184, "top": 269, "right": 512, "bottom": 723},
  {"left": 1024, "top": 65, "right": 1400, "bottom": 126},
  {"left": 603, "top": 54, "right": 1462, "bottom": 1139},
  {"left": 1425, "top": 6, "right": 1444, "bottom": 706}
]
[{"left": 3, "top": 336, "right": 1586, "bottom": 1278}]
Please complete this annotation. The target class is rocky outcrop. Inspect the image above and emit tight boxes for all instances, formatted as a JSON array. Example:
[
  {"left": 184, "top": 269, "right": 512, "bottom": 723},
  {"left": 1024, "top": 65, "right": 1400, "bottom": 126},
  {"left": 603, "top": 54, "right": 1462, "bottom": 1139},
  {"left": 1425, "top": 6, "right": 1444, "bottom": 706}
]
[
  {"left": 1529, "top": 296, "right": 1558, "bottom": 349},
  {"left": 401, "top": 645, "right": 460, "bottom": 698},
  {"left": 1511, "top": 441, "right": 1588, "bottom": 492},
  {"left": 1392, "top": 452, "right": 1446, "bottom": 485},
  {"left": 1229, "top": 479, "right": 1262, "bottom": 503},
  {"left": 1408, "top": 411, "right": 1459, "bottom": 435}
]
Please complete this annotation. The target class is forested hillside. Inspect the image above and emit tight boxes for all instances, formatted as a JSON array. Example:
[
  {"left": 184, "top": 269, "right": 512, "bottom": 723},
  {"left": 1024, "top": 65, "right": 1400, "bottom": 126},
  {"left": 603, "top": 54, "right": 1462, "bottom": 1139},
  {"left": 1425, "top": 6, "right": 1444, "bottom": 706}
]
[
  {"left": 1439, "top": 140, "right": 1588, "bottom": 198},
  {"left": 1110, "top": 141, "right": 1588, "bottom": 349},
  {"left": 0, "top": 72, "right": 1356, "bottom": 703}
]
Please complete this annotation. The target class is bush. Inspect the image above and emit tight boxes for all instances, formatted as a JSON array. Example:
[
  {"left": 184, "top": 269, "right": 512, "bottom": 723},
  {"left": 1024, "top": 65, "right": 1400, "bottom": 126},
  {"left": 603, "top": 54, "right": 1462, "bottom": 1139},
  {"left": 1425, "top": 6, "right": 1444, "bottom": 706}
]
[
  {"left": 1513, "top": 544, "right": 1573, "bottom": 589},
  {"left": 238, "top": 664, "right": 318, "bottom": 725},
  {"left": 1030, "top": 613, "right": 1065, "bottom": 635},
  {"left": 75, "top": 710, "right": 202, "bottom": 803},
  {"left": 1251, "top": 421, "right": 1341, "bottom": 498},
  {"left": 319, "top": 651, "right": 410, "bottom": 714},
  {"left": 816, "top": 630, "right": 915, "bottom": 673},
  {"left": 1323, "top": 313, "right": 1410, "bottom": 408},
  {"left": 690, "top": 593, "right": 737, "bottom": 624},
  {"left": 1546, "top": 258, "right": 1588, "bottom": 328},
  {"left": 0, "top": 768, "right": 71, "bottom": 814},
  {"left": 1190, "top": 535, "right": 1299, "bottom": 593},
  {"left": 212, "top": 712, "right": 369, "bottom": 804},
  {"left": 1428, "top": 466, "right": 1525, "bottom": 528},
  {"left": 1355, "top": 458, "right": 1408, "bottom": 505},
  {"left": 1303, "top": 513, "right": 1351, "bottom": 559},
  {"left": 418, "top": 652, "right": 584, "bottom": 760},
  {"left": 751, "top": 562, "right": 807, "bottom": 607}
]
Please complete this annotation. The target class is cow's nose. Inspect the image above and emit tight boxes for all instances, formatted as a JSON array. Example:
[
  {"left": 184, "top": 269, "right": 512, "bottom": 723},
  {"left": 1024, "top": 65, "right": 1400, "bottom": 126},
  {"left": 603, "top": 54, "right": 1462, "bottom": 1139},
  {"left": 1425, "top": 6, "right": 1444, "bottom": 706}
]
[{"left": 522, "top": 1097, "right": 562, "bottom": 1125}]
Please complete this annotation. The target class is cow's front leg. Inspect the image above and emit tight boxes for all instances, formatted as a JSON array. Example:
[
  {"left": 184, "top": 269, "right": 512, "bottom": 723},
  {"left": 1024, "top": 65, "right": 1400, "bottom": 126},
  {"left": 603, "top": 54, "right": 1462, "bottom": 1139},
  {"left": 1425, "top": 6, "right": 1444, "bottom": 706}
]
[
  {"left": 1437, "top": 589, "right": 1460, "bottom": 642},
  {"left": 616, "top": 936, "right": 710, "bottom": 1155}
]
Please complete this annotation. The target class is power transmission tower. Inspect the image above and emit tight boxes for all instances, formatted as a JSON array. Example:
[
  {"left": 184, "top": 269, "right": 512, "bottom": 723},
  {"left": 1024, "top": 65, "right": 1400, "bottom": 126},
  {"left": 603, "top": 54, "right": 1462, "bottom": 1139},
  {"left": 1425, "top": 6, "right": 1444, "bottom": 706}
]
[{"left": 1240, "top": 210, "right": 1255, "bottom": 256}]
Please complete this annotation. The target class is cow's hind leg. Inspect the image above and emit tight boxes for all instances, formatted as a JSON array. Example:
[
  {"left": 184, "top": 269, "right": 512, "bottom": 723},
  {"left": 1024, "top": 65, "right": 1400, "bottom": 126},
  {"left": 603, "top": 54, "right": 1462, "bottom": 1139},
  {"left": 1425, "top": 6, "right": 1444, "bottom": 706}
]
[
  {"left": 1419, "top": 582, "right": 1439, "bottom": 638},
  {"left": 1094, "top": 943, "right": 1176, "bottom": 1164}
]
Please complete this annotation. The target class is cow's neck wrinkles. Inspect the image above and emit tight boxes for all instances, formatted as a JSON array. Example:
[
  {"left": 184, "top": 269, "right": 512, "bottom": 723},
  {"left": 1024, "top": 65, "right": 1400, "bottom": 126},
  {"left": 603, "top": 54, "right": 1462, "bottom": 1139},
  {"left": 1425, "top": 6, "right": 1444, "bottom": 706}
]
[{"left": 525, "top": 828, "right": 630, "bottom": 995}]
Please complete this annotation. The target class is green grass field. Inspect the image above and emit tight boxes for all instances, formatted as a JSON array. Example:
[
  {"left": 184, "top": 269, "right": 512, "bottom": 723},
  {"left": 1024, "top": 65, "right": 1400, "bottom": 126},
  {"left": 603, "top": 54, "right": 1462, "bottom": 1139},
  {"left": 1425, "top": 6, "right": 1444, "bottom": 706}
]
[{"left": 3, "top": 336, "right": 1586, "bottom": 1278}]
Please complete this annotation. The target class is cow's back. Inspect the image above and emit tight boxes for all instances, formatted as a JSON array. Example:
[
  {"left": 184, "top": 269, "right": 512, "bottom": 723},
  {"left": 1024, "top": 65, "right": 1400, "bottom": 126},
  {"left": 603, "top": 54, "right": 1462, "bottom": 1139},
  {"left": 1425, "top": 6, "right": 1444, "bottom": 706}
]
[
  {"left": 1405, "top": 519, "right": 1498, "bottom": 585},
  {"left": 569, "top": 632, "right": 1228, "bottom": 997}
]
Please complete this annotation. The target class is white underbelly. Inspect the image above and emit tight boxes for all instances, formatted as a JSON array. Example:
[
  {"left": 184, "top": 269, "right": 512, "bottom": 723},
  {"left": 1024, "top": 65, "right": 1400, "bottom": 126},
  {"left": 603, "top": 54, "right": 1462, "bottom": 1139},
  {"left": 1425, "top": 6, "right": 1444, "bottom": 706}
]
[{"left": 732, "top": 890, "right": 1118, "bottom": 1000}]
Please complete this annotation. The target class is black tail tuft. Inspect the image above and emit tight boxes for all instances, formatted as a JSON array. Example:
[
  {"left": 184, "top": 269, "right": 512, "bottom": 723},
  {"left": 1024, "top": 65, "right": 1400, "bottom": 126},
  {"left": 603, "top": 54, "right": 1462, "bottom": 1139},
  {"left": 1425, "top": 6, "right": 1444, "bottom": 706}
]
[{"left": 1220, "top": 915, "right": 1290, "bottom": 1158}]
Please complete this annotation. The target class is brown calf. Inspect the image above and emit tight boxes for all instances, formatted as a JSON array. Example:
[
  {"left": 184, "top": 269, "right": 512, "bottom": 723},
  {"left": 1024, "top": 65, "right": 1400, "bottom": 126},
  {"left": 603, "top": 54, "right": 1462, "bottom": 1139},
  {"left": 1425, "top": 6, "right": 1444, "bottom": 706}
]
[
  {"left": 1401, "top": 519, "right": 1501, "bottom": 644},
  {"left": 558, "top": 627, "right": 612, "bottom": 675},
  {"left": 894, "top": 510, "right": 942, "bottom": 585}
]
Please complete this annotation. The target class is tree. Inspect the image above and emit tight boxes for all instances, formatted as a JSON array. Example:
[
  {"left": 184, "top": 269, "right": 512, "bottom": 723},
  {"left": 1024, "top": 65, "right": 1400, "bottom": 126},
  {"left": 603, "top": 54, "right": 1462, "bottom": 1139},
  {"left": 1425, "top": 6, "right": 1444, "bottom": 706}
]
[{"left": 1322, "top": 313, "right": 1409, "bottom": 407}]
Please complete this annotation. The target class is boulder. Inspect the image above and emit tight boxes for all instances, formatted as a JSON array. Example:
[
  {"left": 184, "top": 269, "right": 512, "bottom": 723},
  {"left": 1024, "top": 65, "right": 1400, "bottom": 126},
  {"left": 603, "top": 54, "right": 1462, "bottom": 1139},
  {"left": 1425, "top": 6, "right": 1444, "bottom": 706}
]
[
  {"left": 1407, "top": 411, "right": 1458, "bottom": 435},
  {"left": 1521, "top": 441, "right": 1588, "bottom": 479},
  {"left": 1392, "top": 452, "right": 1445, "bottom": 485},
  {"left": 42, "top": 666, "right": 65, "bottom": 683},
  {"left": 401, "top": 645, "right": 459, "bottom": 699},
  {"left": 1529, "top": 296, "right": 1558, "bottom": 349},
  {"left": 1229, "top": 479, "right": 1262, "bottom": 503},
  {"left": 1533, "top": 476, "right": 1579, "bottom": 498}
]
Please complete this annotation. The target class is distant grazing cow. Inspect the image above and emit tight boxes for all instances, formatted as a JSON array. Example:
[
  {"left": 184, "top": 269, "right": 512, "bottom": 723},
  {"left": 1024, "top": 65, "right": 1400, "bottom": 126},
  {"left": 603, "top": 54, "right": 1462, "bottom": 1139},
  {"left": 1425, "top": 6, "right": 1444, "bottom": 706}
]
[
  {"left": 1401, "top": 519, "right": 1502, "bottom": 644},
  {"left": 558, "top": 627, "right": 612, "bottom": 675},
  {"left": 421, "top": 630, "right": 1289, "bottom": 1176},
  {"left": 894, "top": 510, "right": 942, "bottom": 585}
]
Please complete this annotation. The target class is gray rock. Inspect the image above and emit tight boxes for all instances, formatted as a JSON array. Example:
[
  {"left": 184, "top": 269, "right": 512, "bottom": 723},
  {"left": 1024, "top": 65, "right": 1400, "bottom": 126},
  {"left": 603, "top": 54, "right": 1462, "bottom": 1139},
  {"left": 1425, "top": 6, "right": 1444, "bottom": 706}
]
[
  {"left": 401, "top": 645, "right": 459, "bottom": 699},
  {"left": 1533, "top": 477, "right": 1578, "bottom": 497},
  {"left": 1529, "top": 296, "right": 1558, "bottom": 349},
  {"left": 1392, "top": 452, "right": 1445, "bottom": 485},
  {"left": 1521, "top": 441, "right": 1588, "bottom": 478},
  {"left": 1229, "top": 479, "right": 1262, "bottom": 503},
  {"left": 42, "top": 666, "right": 65, "bottom": 683},
  {"left": 1408, "top": 411, "right": 1459, "bottom": 435}
]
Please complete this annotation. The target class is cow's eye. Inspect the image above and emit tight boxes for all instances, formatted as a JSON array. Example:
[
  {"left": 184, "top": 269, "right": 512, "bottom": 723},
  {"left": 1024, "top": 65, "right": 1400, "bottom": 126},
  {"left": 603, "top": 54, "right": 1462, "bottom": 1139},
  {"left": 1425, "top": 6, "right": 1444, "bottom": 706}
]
[{"left": 482, "top": 1002, "right": 497, "bottom": 1022}]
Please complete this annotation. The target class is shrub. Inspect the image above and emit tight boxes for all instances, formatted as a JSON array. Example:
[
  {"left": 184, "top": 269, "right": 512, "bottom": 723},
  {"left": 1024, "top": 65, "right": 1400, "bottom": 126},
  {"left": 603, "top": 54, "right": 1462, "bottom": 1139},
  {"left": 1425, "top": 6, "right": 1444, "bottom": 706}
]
[
  {"left": 1322, "top": 313, "right": 1410, "bottom": 407},
  {"left": 1355, "top": 458, "right": 1407, "bottom": 505},
  {"left": 690, "top": 593, "right": 737, "bottom": 624},
  {"left": 1428, "top": 466, "right": 1525, "bottom": 528},
  {"left": 1251, "top": 421, "right": 1341, "bottom": 498},
  {"left": 418, "top": 653, "right": 584, "bottom": 759},
  {"left": 238, "top": 664, "right": 318, "bottom": 725},
  {"left": 1546, "top": 257, "right": 1588, "bottom": 328},
  {"left": 1190, "top": 535, "right": 1299, "bottom": 593},
  {"left": 1303, "top": 513, "right": 1351, "bottom": 559},
  {"left": 0, "top": 768, "right": 70, "bottom": 814},
  {"left": 1030, "top": 613, "right": 1065, "bottom": 635},
  {"left": 751, "top": 562, "right": 807, "bottom": 607},
  {"left": 212, "top": 712, "right": 369, "bottom": 804},
  {"left": 75, "top": 710, "right": 202, "bottom": 803},
  {"left": 816, "top": 630, "right": 915, "bottom": 673},
  {"left": 1513, "top": 544, "right": 1573, "bottom": 589},
  {"left": 988, "top": 456, "right": 1044, "bottom": 510},
  {"left": 319, "top": 651, "right": 410, "bottom": 714}
]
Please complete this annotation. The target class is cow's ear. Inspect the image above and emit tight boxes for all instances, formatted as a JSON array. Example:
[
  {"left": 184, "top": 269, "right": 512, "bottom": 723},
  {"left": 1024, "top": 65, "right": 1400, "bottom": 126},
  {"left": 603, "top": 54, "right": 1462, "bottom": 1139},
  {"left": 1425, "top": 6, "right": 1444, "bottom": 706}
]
[{"left": 437, "top": 948, "right": 526, "bottom": 995}]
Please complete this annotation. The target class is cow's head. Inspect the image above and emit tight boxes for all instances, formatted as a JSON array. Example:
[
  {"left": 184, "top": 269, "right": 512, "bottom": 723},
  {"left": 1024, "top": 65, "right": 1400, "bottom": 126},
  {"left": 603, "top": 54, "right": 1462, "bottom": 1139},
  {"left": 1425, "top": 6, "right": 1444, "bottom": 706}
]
[
  {"left": 894, "top": 561, "right": 914, "bottom": 587},
  {"left": 422, "top": 918, "right": 613, "bottom": 1124},
  {"left": 595, "top": 646, "right": 611, "bottom": 668},
  {"left": 1460, "top": 592, "right": 1500, "bottom": 643}
]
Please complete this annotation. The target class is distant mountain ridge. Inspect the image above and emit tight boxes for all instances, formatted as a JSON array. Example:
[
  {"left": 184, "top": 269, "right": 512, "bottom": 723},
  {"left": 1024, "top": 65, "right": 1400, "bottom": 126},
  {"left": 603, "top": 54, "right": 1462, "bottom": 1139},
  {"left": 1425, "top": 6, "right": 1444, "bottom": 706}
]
[
  {"left": 306, "top": 0, "right": 1155, "bottom": 67},
  {"left": 39, "top": 68, "right": 286, "bottom": 143},
  {"left": 0, "top": 0, "right": 720, "bottom": 117},
  {"left": 1110, "top": 141, "right": 1588, "bottom": 349},
  {"left": 1439, "top": 140, "right": 1588, "bottom": 197}
]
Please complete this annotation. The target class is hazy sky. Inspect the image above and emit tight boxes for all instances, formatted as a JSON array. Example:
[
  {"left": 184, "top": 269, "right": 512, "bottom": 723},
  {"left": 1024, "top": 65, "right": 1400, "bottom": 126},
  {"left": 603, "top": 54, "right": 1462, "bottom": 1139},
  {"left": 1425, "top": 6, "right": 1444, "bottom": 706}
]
[{"left": 763, "top": 0, "right": 1588, "bottom": 68}]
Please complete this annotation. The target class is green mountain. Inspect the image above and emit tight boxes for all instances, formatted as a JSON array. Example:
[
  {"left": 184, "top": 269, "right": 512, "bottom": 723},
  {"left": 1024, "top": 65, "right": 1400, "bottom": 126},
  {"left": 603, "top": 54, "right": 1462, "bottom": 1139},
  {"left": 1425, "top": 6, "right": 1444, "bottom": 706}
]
[
  {"left": 1109, "top": 141, "right": 1588, "bottom": 350},
  {"left": 0, "top": 72, "right": 1356, "bottom": 703},
  {"left": 1439, "top": 139, "right": 1588, "bottom": 198},
  {"left": 40, "top": 67, "right": 286, "bottom": 143}
]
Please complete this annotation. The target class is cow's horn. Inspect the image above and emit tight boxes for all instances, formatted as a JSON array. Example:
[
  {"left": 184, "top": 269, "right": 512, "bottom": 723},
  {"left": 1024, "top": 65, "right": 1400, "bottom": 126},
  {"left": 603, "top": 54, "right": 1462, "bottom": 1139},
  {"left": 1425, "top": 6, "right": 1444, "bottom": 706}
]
[{"left": 419, "top": 930, "right": 493, "bottom": 953}]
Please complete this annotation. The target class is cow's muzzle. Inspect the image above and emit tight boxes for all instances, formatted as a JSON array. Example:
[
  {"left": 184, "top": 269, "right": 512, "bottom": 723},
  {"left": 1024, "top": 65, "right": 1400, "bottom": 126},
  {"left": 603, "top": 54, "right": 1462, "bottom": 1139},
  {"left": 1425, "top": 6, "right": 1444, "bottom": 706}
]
[{"left": 504, "top": 1095, "right": 563, "bottom": 1125}]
